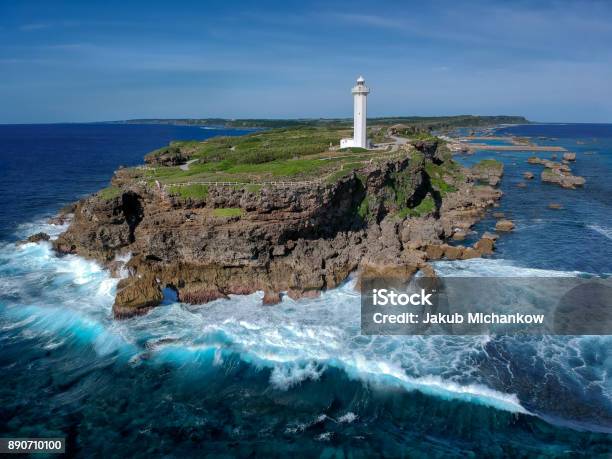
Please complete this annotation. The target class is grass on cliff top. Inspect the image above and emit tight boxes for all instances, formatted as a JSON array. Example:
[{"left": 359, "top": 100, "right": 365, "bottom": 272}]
[
  {"left": 158, "top": 126, "right": 348, "bottom": 165},
  {"left": 141, "top": 125, "right": 408, "bottom": 184},
  {"left": 213, "top": 207, "right": 243, "bottom": 218},
  {"left": 167, "top": 184, "right": 209, "bottom": 200},
  {"left": 98, "top": 186, "right": 122, "bottom": 200},
  {"left": 324, "top": 161, "right": 368, "bottom": 184},
  {"left": 338, "top": 147, "right": 368, "bottom": 153}
]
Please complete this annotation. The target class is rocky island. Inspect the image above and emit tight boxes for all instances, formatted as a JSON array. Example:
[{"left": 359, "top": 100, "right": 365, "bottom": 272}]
[{"left": 51, "top": 124, "right": 505, "bottom": 318}]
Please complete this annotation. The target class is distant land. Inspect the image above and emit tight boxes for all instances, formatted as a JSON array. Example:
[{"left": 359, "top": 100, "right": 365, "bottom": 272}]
[{"left": 107, "top": 115, "right": 529, "bottom": 131}]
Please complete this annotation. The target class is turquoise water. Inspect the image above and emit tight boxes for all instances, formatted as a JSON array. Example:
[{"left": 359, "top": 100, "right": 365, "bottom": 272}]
[{"left": 0, "top": 124, "right": 611, "bottom": 457}]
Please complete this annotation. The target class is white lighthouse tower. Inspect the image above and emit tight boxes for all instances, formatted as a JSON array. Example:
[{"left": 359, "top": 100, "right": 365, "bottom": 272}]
[{"left": 341, "top": 76, "right": 370, "bottom": 149}]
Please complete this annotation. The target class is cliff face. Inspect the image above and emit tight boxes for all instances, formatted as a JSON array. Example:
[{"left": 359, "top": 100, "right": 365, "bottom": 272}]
[{"left": 54, "top": 143, "right": 502, "bottom": 318}]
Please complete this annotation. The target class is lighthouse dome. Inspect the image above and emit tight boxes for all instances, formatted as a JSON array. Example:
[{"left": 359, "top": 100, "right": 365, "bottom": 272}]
[{"left": 356, "top": 76, "right": 365, "bottom": 83}]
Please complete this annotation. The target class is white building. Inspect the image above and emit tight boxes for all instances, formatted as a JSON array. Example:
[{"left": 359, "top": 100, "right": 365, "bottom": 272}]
[{"left": 341, "top": 76, "right": 370, "bottom": 149}]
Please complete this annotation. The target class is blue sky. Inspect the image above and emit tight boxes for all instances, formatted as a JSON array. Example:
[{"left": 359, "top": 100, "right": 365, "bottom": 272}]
[{"left": 1, "top": 0, "right": 611, "bottom": 123}]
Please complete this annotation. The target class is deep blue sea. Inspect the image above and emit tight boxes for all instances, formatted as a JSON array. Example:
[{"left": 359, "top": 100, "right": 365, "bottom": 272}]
[{"left": 0, "top": 123, "right": 611, "bottom": 457}]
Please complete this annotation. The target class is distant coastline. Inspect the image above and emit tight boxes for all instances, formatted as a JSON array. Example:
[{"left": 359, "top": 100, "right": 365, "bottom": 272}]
[{"left": 105, "top": 115, "right": 530, "bottom": 131}]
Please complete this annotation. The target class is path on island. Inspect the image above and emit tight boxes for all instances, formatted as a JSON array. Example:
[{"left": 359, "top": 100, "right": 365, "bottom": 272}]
[
  {"left": 388, "top": 134, "right": 409, "bottom": 151},
  {"left": 179, "top": 159, "right": 198, "bottom": 171}
]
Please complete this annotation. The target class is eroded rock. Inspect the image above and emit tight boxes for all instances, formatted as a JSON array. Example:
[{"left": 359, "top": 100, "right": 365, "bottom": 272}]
[
  {"left": 563, "top": 152, "right": 576, "bottom": 161},
  {"left": 22, "top": 232, "right": 50, "bottom": 244},
  {"left": 541, "top": 168, "right": 586, "bottom": 189},
  {"left": 474, "top": 237, "right": 495, "bottom": 255},
  {"left": 113, "top": 273, "right": 163, "bottom": 318},
  {"left": 495, "top": 219, "right": 515, "bottom": 232}
]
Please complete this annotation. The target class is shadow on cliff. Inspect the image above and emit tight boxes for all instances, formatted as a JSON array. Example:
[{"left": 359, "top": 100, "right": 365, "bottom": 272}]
[
  {"left": 409, "top": 171, "right": 443, "bottom": 218},
  {"left": 121, "top": 191, "right": 144, "bottom": 243}
]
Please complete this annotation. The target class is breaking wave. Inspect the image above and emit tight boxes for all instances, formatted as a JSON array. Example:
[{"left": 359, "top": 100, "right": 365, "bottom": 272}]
[
  {"left": 2, "top": 222, "right": 610, "bottom": 432},
  {"left": 589, "top": 224, "right": 612, "bottom": 241}
]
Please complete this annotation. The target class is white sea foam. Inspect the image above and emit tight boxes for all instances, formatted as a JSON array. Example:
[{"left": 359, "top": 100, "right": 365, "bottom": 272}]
[
  {"left": 1, "top": 223, "right": 603, "bottom": 417},
  {"left": 338, "top": 412, "right": 358, "bottom": 423},
  {"left": 112, "top": 251, "right": 132, "bottom": 279},
  {"left": 15, "top": 218, "right": 70, "bottom": 240},
  {"left": 432, "top": 258, "right": 583, "bottom": 277},
  {"left": 588, "top": 224, "right": 612, "bottom": 241},
  {"left": 136, "top": 282, "right": 531, "bottom": 414},
  {"left": 0, "top": 238, "right": 126, "bottom": 356},
  {"left": 269, "top": 360, "right": 326, "bottom": 390}
]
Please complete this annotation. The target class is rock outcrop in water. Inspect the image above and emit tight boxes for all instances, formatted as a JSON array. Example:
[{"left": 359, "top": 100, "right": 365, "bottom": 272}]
[
  {"left": 563, "top": 152, "right": 576, "bottom": 161},
  {"left": 495, "top": 219, "right": 515, "bottom": 232},
  {"left": 28, "top": 232, "right": 50, "bottom": 243},
  {"left": 541, "top": 168, "right": 586, "bottom": 189},
  {"left": 527, "top": 156, "right": 586, "bottom": 189},
  {"left": 54, "top": 142, "right": 504, "bottom": 318}
]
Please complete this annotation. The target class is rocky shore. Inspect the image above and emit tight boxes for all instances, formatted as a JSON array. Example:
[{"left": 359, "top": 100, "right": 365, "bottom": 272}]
[{"left": 50, "top": 140, "right": 504, "bottom": 318}]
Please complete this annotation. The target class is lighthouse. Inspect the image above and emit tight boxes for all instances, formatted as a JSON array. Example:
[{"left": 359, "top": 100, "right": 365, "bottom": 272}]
[{"left": 341, "top": 76, "right": 370, "bottom": 149}]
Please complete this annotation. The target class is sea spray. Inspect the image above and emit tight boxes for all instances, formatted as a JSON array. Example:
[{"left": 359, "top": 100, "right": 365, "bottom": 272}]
[{"left": 1, "top": 220, "right": 610, "bottom": 430}]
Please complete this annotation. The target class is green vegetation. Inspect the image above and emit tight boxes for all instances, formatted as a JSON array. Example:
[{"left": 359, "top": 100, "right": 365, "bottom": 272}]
[
  {"left": 325, "top": 162, "right": 365, "bottom": 184},
  {"left": 386, "top": 168, "right": 418, "bottom": 209},
  {"left": 198, "top": 127, "right": 342, "bottom": 164},
  {"left": 98, "top": 186, "right": 122, "bottom": 200},
  {"left": 146, "top": 126, "right": 345, "bottom": 166},
  {"left": 398, "top": 196, "right": 435, "bottom": 218},
  {"left": 167, "top": 184, "right": 209, "bottom": 199},
  {"left": 221, "top": 159, "right": 326, "bottom": 176},
  {"left": 138, "top": 125, "right": 411, "bottom": 186},
  {"left": 130, "top": 116, "right": 517, "bottom": 188},
  {"left": 231, "top": 184, "right": 262, "bottom": 194},
  {"left": 369, "top": 126, "right": 394, "bottom": 143},
  {"left": 145, "top": 144, "right": 182, "bottom": 163},
  {"left": 141, "top": 126, "right": 356, "bottom": 184},
  {"left": 357, "top": 195, "right": 376, "bottom": 221},
  {"left": 390, "top": 125, "right": 438, "bottom": 141},
  {"left": 410, "top": 131, "right": 439, "bottom": 141},
  {"left": 339, "top": 147, "right": 368, "bottom": 153},
  {"left": 213, "top": 208, "right": 244, "bottom": 218},
  {"left": 425, "top": 161, "right": 463, "bottom": 196}
]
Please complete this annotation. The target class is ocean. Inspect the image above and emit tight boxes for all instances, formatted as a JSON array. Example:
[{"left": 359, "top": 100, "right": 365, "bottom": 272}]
[{"left": 0, "top": 123, "right": 610, "bottom": 457}]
